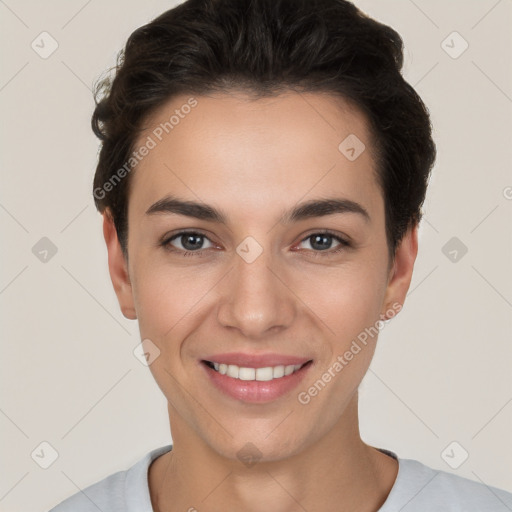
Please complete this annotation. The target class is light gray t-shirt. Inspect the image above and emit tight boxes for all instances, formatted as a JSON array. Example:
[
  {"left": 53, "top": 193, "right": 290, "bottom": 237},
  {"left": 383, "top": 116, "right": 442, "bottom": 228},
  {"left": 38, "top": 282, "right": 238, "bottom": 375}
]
[{"left": 48, "top": 444, "right": 512, "bottom": 511}]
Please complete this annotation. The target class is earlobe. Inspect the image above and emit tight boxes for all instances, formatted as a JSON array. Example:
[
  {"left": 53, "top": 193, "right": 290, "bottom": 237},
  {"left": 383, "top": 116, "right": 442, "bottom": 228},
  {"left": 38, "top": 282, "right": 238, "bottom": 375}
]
[
  {"left": 381, "top": 224, "right": 419, "bottom": 320},
  {"left": 102, "top": 211, "right": 137, "bottom": 320}
]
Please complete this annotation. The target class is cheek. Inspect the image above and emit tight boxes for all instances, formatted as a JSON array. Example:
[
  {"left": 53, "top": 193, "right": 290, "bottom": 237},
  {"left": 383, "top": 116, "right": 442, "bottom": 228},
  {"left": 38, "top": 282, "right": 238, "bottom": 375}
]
[
  {"left": 130, "top": 265, "right": 207, "bottom": 398},
  {"left": 293, "top": 265, "right": 387, "bottom": 407},
  {"left": 293, "top": 259, "right": 388, "bottom": 340},
  {"left": 131, "top": 259, "right": 219, "bottom": 346}
]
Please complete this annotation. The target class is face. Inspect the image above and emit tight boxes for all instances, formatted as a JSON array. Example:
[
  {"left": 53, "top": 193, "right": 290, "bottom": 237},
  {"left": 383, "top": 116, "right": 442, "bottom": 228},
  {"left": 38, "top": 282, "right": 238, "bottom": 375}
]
[{"left": 104, "top": 91, "right": 417, "bottom": 462}]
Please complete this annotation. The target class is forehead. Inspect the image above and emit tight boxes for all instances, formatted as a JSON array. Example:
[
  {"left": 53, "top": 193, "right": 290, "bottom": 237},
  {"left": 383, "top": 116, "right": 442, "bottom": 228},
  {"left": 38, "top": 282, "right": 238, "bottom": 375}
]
[{"left": 129, "top": 91, "right": 382, "bottom": 223}]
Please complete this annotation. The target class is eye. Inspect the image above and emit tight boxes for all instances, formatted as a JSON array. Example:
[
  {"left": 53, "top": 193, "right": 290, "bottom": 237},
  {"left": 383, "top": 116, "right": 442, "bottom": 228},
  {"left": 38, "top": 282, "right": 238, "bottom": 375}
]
[
  {"left": 296, "top": 231, "right": 351, "bottom": 255},
  {"left": 162, "top": 231, "right": 214, "bottom": 255},
  {"left": 160, "top": 229, "right": 351, "bottom": 258}
]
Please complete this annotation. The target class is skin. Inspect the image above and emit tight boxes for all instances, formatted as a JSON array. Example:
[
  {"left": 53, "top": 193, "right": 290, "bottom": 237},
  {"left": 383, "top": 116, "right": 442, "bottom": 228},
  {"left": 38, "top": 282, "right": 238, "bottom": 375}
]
[{"left": 103, "top": 90, "right": 418, "bottom": 512}]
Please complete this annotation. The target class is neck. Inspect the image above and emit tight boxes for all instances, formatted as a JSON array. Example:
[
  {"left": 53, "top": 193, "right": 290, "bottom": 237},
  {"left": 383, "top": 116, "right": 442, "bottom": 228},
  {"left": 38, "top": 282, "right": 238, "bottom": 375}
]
[{"left": 149, "top": 393, "right": 398, "bottom": 512}]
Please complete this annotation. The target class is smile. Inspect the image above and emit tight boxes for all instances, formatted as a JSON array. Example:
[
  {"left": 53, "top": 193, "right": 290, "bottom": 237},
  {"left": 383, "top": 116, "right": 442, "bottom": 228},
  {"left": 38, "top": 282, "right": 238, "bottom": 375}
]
[
  {"left": 201, "top": 358, "right": 313, "bottom": 403},
  {"left": 203, "top": 360, "right": 309, "bottom": 381}
]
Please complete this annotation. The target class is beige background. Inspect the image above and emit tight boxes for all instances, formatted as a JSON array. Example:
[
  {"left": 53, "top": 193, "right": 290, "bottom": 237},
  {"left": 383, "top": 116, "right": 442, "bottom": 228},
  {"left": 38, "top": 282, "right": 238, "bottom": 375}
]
[{"left": 1, "top": 0, "right": 511, "bottom": 510}]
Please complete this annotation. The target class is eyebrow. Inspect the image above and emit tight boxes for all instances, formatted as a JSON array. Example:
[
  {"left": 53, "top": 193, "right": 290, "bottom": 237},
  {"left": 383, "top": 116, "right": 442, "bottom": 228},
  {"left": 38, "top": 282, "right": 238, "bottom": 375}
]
[{"left": 145, "top": 195, "right": 370, "bottom": 224}]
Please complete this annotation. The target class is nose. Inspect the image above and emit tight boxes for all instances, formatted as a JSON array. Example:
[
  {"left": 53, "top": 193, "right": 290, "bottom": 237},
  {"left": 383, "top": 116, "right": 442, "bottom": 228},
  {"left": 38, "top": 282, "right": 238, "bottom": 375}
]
[{"left": 216, "top": 244, "right": 296, "bottom": 339}]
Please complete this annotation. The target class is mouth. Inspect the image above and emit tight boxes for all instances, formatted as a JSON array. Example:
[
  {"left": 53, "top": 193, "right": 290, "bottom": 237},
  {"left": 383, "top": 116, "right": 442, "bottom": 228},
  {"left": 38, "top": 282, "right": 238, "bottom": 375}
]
[
  {"left": 202, "top": 360, "right": 312, "bottom": 381},
  {"left": 200, "top": 358, "right": 313, "bottom": 403}
]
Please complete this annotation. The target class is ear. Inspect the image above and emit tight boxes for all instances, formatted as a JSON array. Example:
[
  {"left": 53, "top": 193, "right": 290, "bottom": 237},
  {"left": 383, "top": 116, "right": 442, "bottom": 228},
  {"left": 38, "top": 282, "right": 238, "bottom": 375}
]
[
  {"left": 380, "top": 224, "right": 419, "bottom": 319},
  {"left": 102, "top": 211, "right": 137, "bottom": 320}
]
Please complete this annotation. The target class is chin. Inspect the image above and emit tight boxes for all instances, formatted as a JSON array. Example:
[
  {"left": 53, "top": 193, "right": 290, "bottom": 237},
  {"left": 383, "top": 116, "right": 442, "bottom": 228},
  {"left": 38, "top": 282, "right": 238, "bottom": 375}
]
[{"left": 205, "top": 428, "right": 308, "bottom": 466}]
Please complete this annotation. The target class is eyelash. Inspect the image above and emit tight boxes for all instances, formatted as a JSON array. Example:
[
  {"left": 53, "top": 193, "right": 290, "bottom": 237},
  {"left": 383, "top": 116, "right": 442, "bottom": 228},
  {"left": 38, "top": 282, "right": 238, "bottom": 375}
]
[{"left": 160, "top": 230, "right": 351, "bottom": 258}]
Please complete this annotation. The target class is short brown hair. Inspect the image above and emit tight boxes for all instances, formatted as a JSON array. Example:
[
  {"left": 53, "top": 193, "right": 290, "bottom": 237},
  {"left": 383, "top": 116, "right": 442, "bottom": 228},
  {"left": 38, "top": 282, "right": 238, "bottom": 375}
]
[{"left": 92, "top": 0, "right": 436, "bottom": 259}]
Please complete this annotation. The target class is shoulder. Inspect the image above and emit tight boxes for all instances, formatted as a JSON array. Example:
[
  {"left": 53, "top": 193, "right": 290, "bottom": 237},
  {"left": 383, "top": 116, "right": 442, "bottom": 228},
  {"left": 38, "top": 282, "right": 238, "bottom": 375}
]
[
  {"left": 381, "top": 456, "right": 512, "bottom": 512},
  {"left": 47, "top": 445, "right": 173, "bottom": 512},
  {"left": 47, "top": 469, "right": 127, "bottom": 512}
]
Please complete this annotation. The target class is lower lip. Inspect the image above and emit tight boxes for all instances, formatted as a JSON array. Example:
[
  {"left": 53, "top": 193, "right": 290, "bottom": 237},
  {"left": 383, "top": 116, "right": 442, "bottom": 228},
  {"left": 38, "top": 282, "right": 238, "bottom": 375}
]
[{"left": 201, "top": 361, "right": 313, "bottom": 403}]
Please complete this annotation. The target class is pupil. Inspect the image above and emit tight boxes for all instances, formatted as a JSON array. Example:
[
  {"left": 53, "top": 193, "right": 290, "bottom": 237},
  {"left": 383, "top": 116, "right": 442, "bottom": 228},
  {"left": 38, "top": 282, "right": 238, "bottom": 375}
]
[
  {"left": 311, "top": 234, "right": 331, "bottom": 251},
  {"left": 183, "top": 234, "right": 202, "bottom": 250}
]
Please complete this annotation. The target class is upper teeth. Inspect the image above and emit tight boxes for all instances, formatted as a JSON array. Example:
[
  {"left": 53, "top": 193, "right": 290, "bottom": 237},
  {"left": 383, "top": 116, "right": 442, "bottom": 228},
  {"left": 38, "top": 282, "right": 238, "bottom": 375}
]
[{"left": 211, "top": 362, "right": 304, "bottom": 381}]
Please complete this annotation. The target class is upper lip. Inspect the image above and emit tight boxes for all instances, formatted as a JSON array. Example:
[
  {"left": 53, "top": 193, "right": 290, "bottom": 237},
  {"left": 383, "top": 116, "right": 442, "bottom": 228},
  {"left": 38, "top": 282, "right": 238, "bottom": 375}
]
[{"left": 202, "top": 352, "right": 312, "bottom": 368}]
